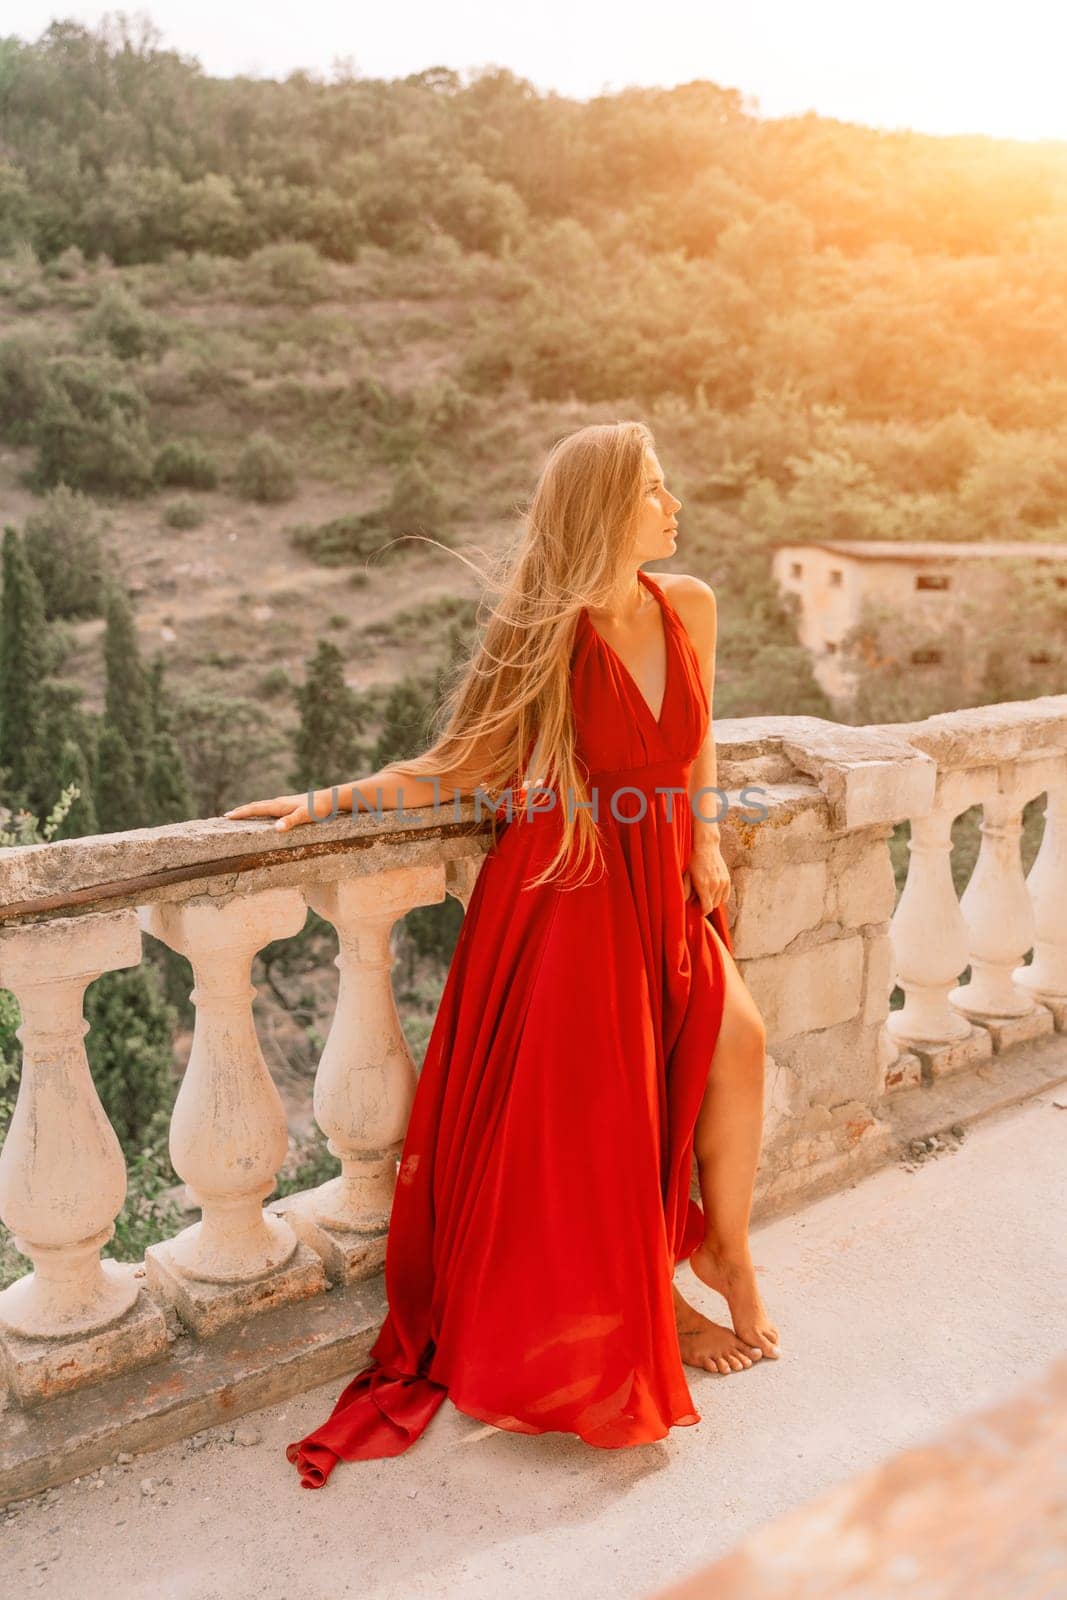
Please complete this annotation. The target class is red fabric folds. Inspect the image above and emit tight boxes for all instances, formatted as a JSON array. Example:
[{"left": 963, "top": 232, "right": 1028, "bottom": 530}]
[
  {"left": 285, "top": 569, "right": 733, "bottom": 1486},
  {"left": 286, "top": 1365, "right": 448, "bottom": 1488}
]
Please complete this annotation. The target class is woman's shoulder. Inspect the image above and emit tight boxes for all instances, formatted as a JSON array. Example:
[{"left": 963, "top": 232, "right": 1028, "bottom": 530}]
[{"left": 653, "top": 571, "right": 717, "bottom": 630}]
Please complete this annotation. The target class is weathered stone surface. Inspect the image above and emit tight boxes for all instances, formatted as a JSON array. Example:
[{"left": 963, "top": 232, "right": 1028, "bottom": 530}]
[
  {"left": 1037, "top": 995, "right": 1067, "bottom": 1030},
  {"left": 754, "top": 1104, "right": 894, "bottom": 1214},
  {"left": 910, "top": 1026, "right": 994, "bottom": 1080},
  {"left": 0, "top": 1272, "right": 386, "bottom": 1507},
  {"left": 882, "top": 1027, "right": 1067, "bottom": 1145},
  {"left": 267, "top": 1194, "right": 387, "bottom": 1286},
  {"left": 653, "top": 1351, "right": 1067, "bottom": 1600},
  {"left": 883, "top": 1051, "right": 922, "bottom": 1092},
  {"left": 0, "top": 809, "right": 490, "bottom": 922},
  {"left": 769, "top": 1014, "right": 886, "bottom": 1106},
  {"left": 143, "top": 1238, "right": 326, "bottom": 1339},
  {"left": 759, "top": 1051, "right": 795, "bottom": 1148},
  {"left": 971, "top": 1006, "right": 1056, "bottom": 1053},
  {"left": 719, "top": 783, "right": 828, "bottom": 867},
  {"left": 730, "top": 861, "right": 827, "bottom": 959},
  {"left": 0, "top": 1274, "right": 167, "bottom": 1405},
  {"left": 742, "top": 937, "right": 865, "bottom": 1042},
  {"left": 0, "top": 905, "right": 141, "bottom": 983},
  {"left": 862, "top": 931, "right": 895, "bottom": 1024},
  {"left": 714, "top": 714, "right": 938, "bottom": 830},
  {"left": 869, "top": 694, "right": 1067, "bottom": 773},
  {"left": 829, "top": 846, "right": 897, "bottom": 930}
]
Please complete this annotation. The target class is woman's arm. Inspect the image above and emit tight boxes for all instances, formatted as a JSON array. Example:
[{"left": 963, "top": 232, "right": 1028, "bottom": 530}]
[
  {"left": 675, "top": 579, "right": 731, "bottom": 912},
  {"left": 223, "top": 735, "right": 510, "bottom": 833}
]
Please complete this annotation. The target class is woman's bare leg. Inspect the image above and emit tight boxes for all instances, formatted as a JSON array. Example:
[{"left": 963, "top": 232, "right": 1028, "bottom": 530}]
[{"left": 678, "top": 918, "right": 781, "bottom": 1365}]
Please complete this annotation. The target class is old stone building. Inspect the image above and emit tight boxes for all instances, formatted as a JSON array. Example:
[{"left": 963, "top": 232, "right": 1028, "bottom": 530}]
[{"left": 772, "top": 539, "right": 1067, "bottom": 702}]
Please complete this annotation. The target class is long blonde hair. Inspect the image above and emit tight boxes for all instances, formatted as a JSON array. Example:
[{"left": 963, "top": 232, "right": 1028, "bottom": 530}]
[{"left": 387, "top": 419, "right": 657, "bottom": 891}]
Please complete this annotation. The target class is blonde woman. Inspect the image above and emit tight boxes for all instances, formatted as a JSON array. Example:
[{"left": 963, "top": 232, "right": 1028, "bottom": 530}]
[{"left": 225, "top": 420, "right": 779, "bottom": 1489}]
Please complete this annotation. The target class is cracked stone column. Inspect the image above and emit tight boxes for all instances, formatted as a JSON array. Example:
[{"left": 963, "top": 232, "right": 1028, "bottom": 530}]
[
  {"left": 0, "top": 909, "right": 168, "bottom": 1402},
  {"left": 139, "top": 888, "right": 326, "bottom": 1335},
  {"left": 269, "top": 861, "right": 448, "bottom": 1283}
]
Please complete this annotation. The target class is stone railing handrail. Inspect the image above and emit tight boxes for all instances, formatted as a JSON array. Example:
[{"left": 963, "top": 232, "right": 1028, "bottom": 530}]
[
  {"left": 0, "top": 806, "right": 493, "bottom": 925},
  {"left": 0, "top": 705, "right": 967, "bottom": 924},
  {"left": 1, "top": 697, "right": 1065, "bottom": 1501},
  {"left": 9, "top": 694, "right": 1062, "bottom": 925}
]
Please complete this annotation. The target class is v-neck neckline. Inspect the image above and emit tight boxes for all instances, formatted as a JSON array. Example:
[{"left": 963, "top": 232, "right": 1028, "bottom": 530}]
[{"left": 581, "top": 569, "right": 673, "bottom": 730}]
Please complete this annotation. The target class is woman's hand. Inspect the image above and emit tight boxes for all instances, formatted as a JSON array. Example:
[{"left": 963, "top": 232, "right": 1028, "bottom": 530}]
[
  {"left": 682, "top": 837, "right": 731, "bottom": 915},
  {"left": 223, "top": 789, "right": 338, "bottom": 833}
]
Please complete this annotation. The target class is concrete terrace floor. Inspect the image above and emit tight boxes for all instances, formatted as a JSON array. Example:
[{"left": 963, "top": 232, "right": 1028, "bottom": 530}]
[{"left": 5, "top": 1090, "right": 1065, "bottom": 1600}]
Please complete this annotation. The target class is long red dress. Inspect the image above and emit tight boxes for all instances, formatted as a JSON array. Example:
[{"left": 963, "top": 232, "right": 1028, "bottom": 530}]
[{"left": 286, "top": 568, "right": 732, "bottom": 1487}]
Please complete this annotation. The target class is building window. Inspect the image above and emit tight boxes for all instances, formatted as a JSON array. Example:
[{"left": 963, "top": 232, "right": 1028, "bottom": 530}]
[
  {"left": 910, "top": 647, "right": 943, "bottom": 665},
  {"left": 790, "top": 561, "right": 803, "bottom": 579},
  {"left": 825, "top": 640, "right": 838, "bottom": 654},
  {"left": 1056, "top": 576, "right": 1067, "bottom": 590},
  {"left": 828, "top": 569, "right": 843, "bottom": 587},
  {"left": 915, "top": 574, "right": 950, "bottom": 591},
  {"left": 1028, "top": 651, "right": 1053, "bottom": 665}
]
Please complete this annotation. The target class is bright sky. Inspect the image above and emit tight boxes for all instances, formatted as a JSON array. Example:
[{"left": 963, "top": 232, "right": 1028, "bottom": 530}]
[{"left": 6, "top": 1, "right": 1067, "bottom": 143}]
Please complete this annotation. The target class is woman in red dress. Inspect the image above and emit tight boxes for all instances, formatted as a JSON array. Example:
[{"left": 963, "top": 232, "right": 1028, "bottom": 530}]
[{"left": 226, "top": 421, "right": 780, "bottom": 1488}]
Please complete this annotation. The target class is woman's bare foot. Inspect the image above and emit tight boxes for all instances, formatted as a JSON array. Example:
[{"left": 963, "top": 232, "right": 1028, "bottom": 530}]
[
  {"left": 688, "top": 1242, "right": 781, "bottom": 1359},
  {"left": 672, "top": 1284, "right": 763, "bottom": 1375}
]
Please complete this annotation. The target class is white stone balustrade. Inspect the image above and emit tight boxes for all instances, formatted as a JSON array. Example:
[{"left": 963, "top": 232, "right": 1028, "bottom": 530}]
[
  {"left": 0, "top": 694, "right": 1064, "bottom": 1445},
  {"left": 881, "top": 708, "right": 1067, "bottom": 1068}
]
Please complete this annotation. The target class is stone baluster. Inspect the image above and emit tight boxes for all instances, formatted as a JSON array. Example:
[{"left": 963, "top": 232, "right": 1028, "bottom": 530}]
[
  {"left": 1014, "top": 784, "right": 1067, "bottom": 1027},
  {"left": 139, "top": 888, "right": 325, "bottom": 1335},
  {"left": 0, "top": 910, "right": 169, "bottom": 1400},
  {"left": 887, "top": 806, "right": 973, "bottom": 1045},
  {"left": 949, "top": 793, "right": 1037, "bottom": 1019},
  {"left": 446, "top": 853, "right": 485, "bottom": 910},
  {"left": 272, "top": 862, "right": 447, "bottom": 1282}
]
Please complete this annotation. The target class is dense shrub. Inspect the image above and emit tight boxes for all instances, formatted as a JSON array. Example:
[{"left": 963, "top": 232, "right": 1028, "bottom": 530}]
[
  {"left": 162, "top": 496, "right": 204, "bottom": 529},
  {"left": 383, "top": 460, "right": 449, "bottom": 534},
  {"left": 257, "top": 664, "right": 291, "bottom": 698},
  {"left": 289, "top": 507, "right": 424, "bottom": 567},
  {"left": 242, "top": 241, "right": 331, "bottom": 304},
  {"left": 154, "top": 438, "right": 218, "bottom": 489},
  {"left": 32, "top": 355, "right": 155, "bottom": 495},
  {"left": 23, "top": 484, "right": 110, "bottom": 617},
  {"left": 0, "top": 332, "right": 52, "bottom": 444},
  {"left": 81, "top": 285, "right": 169, "bottom": 360},
  {"left": 43, "top": 243, "right": 86, "bottom": 280},
  {"left": 233, "top": 431, "right": 297, "bottom": 503}
]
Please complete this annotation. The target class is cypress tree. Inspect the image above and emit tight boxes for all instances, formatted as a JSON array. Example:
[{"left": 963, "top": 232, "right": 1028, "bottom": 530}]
[
  {"left": 82, "top": 708, "right": 102, "bottom": 805},
  {"left": 290, "top": 639, "right": 365, "bottom": 793},
  {"left": 147, "top": 652, "right": 170, "bottom": 731},
  {"left": 372, "top": 675, "right": 436, "bottom": 770},
  {"left": 54, "top": 735, "right": 99, "bottom": 838},
  {"left": 95, "top": 722, "right": 143, "bottom": 832},
  {"left": 145, "top": 729, "right": 194, "bottom": 824},
  {"left": 31, "top": 679, "right": 94, "bottom": 821},
  {"left": 0, "top": 524, "right": 48, "bottom": 807},
  {"left": 103, "top": 584, "right": 152, "bottom": 785},
  {"left": 143, "top": 651, "right": 193, "bottom": 822}
]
